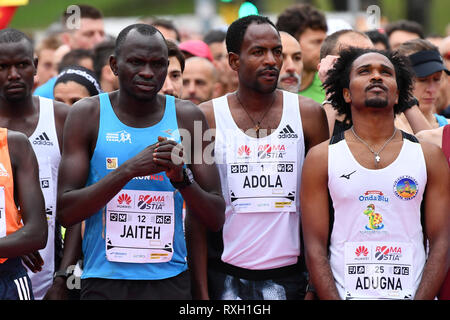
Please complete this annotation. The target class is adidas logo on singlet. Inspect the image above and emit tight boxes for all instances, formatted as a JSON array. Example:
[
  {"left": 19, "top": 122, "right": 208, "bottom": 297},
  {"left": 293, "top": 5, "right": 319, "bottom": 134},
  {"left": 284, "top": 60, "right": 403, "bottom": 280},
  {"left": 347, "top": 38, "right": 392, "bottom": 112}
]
[
  {"left": 33, "top": 132, "right": 53, "bottom": 146},
  {"left": 278, "top": 125, "right": 298, "bottom": 139}
]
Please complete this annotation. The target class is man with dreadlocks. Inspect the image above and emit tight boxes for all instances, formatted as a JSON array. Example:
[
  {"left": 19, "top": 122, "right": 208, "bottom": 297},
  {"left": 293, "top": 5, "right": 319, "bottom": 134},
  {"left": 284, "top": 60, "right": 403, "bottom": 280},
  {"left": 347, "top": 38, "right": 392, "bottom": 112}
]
[{"left": 300, "top": 47, "right": 449, "bottom": 300}]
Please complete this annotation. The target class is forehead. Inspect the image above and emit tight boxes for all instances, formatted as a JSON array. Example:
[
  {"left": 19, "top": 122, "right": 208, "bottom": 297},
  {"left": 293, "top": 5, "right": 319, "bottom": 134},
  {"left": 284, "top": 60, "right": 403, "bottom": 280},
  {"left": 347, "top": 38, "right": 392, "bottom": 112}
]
[
  {"left": 184, "top": 59, "right": 214, "bottom": 78},
  {"left": 337, "top": 33, "right": 374, "bottom": 51},
  {"left": 280, "top": 33, "right": 301, "bottom": 54},
  {"left": 78, "top": 18, "right": 104, "bottom": 31},
  {"left": 120, "top": 29, "right": 167, "bottom": 57},
  {"left": 351, "top": 52, "right": 394, "bottom": 70},
  {"left": 0, "top": 39, "right": 33, "bottom": 59},
  {"left": 168, "top": 56, "right": 181, "bottom": 71},
  {"left": 242, "top": 22, "right": 280, "bottom": 50}
]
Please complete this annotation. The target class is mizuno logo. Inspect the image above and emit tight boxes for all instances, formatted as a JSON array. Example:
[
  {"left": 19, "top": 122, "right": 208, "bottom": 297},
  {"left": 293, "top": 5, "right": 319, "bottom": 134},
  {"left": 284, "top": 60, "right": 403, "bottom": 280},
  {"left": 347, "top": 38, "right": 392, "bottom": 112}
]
[
  {"left": 33, "top": 132, "right": 53, "bottom": 146},
  {"left": 340, "top": 170, "right": 356, "bottom": 179},
  {"left": 278, "top": 124, "right": 298, "bottom": 139}
]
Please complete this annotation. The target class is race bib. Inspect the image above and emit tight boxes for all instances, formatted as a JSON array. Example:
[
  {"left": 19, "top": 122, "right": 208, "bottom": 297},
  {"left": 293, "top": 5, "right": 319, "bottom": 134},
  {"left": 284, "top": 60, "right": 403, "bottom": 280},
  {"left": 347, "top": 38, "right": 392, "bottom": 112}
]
[
  {"left": 344, "top": 242, "right": 414, "bottom": 300},
  {"left": 105, "top": 190, "right": 175, "bottom": 263},
  {"left": 227, "top": 141, "right": 298, "bottom": 213}
]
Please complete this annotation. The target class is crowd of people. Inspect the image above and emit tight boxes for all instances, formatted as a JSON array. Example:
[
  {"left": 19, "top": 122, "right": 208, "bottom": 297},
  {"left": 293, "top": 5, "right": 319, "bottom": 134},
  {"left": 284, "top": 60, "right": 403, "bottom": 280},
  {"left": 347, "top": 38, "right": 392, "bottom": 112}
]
[{"left": 0, "top": 3, "right": 448, "bottom": 301}]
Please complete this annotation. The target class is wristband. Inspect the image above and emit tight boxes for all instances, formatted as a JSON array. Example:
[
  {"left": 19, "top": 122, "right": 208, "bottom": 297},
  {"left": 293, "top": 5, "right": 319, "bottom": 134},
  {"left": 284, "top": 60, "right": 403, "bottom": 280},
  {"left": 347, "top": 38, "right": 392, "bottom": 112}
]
[
  {"left": 321, "top": 100, "right": 332, "bottom": 107},
  {"left": 53, "top": 269, "right": 69, "bottom": 280}
]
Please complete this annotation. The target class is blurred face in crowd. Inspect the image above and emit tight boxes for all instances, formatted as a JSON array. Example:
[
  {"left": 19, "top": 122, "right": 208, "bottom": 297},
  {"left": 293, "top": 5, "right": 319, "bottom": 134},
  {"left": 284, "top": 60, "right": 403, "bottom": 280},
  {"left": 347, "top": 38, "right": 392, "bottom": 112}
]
[
  {"left": 413, "top": 71, "right": 443, "bottom": 114},
  {"left": 182, "top": 57, "right": 217, "bottom": 104},
  {"left": 389, "top": 30, "right": 420, "bottom": 51},
  {"left": 298, "top": 28, "right": 326, "bottom": 72},
  {"left": 54, "top": 80, "right": 90, "bottom": 105},
  {"left": 278, "top": 32, "right": 303, "bottom": 93},
  {"left": 66, "top": 18, "right": 105, "bottom": 50},
  {"left": 160, "top": 55, "right": 183, "bottom": 98},
  {"left": 36, "top": 48, "right": 58, "bottom": 86}
]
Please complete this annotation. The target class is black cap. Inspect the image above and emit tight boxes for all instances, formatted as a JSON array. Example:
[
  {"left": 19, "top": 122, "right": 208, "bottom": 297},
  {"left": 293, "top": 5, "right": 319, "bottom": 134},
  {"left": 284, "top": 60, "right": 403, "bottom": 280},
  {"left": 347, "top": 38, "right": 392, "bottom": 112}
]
[{"left": 409, "top": 50, "right": 450, "bottom": 78}]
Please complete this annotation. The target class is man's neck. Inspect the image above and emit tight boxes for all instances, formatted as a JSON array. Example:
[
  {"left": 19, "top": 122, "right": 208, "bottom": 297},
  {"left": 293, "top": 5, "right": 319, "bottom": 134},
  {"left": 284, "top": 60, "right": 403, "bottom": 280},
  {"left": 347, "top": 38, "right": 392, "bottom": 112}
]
[
  {"left": 235, "top": 86, "right": 278, "bottom": 113},
  {"left": 114, "top": 91, "right": 165, "bottom": 128},
  {"left": 0, "top": 96, "right": 36, "bottom": 118},
  {"left": 299, "top": 69, "right": 316, "bottom": 92}
]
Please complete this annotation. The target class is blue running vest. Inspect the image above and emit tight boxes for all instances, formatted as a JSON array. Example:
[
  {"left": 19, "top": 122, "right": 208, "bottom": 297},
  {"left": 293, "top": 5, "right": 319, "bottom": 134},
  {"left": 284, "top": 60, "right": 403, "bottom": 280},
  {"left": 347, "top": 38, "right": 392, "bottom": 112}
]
[{"left": 81, "top": 93, "right": 187, "bottom": 280}]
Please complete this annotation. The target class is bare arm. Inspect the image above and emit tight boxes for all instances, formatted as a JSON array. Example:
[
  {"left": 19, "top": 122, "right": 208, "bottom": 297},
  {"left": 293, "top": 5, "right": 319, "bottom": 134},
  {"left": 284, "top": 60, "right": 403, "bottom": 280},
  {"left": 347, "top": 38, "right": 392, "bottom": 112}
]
[
  {"left": 0, "top": 131, "right": 47, "bottom": 257},
  {"left": 300, "top": 141, "right": 341, "bottom": 300},
  {"left": 402, "top": 105, "right": 432, "bottom": 134},
  {"left": 414, "top": 142, "right": 450, "bottom": 299},
  {"left": 57, "top": 98, "right": 168, "bottom": 227},
  {"left": 299, "top": 96, "right": 330, "bottom": 153}
]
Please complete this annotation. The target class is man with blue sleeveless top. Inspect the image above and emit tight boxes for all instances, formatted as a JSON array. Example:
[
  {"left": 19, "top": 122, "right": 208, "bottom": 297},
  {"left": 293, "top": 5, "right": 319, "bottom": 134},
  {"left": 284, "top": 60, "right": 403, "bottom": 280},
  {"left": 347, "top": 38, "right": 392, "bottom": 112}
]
[{"left": 57, "top": 24, "right": 225, "bottom": 300}]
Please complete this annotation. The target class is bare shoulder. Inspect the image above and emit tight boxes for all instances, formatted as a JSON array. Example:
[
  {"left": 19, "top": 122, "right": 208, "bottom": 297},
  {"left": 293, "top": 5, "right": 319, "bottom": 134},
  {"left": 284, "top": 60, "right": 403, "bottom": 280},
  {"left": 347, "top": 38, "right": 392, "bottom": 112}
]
[
  {"left": 305, "top": 139, "right": 330, "bottom": 161},
  {"left": 7, "top": 129, "right": 33, "bottom": 164},
  {"left": 298, "top": 95, "right": 322, "bottom": 114},
  {"left": 198, "top": 100, "right": 215, "bottom": 129},
  {"left": 419, "top": 140, "right": 448, "bottom": 170}
]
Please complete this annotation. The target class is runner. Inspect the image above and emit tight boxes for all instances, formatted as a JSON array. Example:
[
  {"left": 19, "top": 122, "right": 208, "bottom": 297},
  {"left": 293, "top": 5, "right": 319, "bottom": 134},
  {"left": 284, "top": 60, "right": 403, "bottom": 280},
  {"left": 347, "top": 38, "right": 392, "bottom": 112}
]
[
  {"left": 416, "top": 124, "right": 450, "bottom": 300},
  {"left": 56, "top": 24, "right": 225, "bottom": 299},
  {"left": 301, "top": 48, "right": 449, "bottom": 300},
  {"left": 198, "top": 15, "right": 329, "bottom": 300},
  {"left": 0, "top": 28, "right": 70, "bottom": 300}
]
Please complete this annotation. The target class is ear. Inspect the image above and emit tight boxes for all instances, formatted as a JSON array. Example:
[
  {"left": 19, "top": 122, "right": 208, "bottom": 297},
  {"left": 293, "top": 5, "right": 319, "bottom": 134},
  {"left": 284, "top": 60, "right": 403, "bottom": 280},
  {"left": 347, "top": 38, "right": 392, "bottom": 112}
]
[
  {"left": 33, "top": 56, "right": 38, "bottom": 75},
  {"left": 60, "top": 32, "right": 72, "bottom": 47},
  {"left": 228, "top": 52, "right": 240, "bottom": 72},
  {"left": 343, "top": 88, "right": 351, "bottom": 104},
  {"left": 109, "top": 55, "right": 118, "bottom": 76}
]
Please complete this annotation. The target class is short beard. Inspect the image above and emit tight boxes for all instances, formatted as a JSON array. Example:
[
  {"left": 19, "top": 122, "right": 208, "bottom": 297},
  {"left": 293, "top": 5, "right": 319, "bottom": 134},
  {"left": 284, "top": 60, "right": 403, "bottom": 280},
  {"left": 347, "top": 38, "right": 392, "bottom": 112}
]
[{"left": 365, "top": 97, "right": 388, "bottom": 108}]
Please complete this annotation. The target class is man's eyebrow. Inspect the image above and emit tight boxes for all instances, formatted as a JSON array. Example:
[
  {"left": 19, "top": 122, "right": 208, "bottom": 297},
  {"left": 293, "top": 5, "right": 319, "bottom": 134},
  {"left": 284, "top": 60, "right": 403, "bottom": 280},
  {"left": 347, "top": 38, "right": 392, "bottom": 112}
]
[{"left": 356, "top": 63, "right": 394, "bottom": 70}]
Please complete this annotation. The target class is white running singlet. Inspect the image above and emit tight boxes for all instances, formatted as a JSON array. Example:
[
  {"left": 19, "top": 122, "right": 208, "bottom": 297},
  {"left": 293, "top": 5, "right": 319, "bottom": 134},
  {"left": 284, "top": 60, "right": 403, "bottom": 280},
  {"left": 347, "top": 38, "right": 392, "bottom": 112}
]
[
  {"left": 328, "top": 132, "right": 427, "bottom": 300},
  {"left": 27, "top": 97, "right": 61, "bottom": 299},
  {"left": 213, "top": 90, "right": 305, "bottom": 270}
]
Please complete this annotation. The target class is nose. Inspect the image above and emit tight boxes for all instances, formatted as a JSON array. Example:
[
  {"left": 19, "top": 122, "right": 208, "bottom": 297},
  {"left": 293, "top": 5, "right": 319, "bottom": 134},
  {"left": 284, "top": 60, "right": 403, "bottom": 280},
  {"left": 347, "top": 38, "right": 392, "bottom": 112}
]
[
  {"left": 139, "top": 64, "right": 154, "bottom": 79},
  {"left": 7, "top": 65, "right": 20, "bottom": 80},
  {"left": 162, "top": 79, "right": 174, "bottom": 95},
  {"left": 283, "top": 57, "right": 295, "bottom": 73},
  {"left": 264, "top": 51, "right": 277, "bottom": 67}
]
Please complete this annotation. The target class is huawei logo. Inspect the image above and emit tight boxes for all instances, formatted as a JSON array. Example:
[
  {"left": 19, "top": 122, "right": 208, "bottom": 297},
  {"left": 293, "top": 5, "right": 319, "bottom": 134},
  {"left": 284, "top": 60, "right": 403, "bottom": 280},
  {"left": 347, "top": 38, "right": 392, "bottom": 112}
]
[
  {"left": 117, "top": 193, "right": 132, "bottom": 205},
  {"left": 238, "top": 145, "right": 251, "bottom": 156}
]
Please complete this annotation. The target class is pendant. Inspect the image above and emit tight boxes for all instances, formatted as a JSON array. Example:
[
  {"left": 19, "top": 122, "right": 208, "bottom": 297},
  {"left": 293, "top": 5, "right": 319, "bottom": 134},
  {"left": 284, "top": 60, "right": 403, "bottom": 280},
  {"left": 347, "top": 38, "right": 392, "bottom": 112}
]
[{"left": 375, "top": 154, "right": 381, "bottom": 163}]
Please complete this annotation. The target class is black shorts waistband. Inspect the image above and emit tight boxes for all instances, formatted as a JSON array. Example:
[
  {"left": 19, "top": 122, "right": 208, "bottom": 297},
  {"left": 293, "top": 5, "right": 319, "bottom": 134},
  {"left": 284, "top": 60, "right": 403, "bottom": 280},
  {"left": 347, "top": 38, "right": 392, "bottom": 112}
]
[{"left": 208, "top": 259, "right": 305, "bottom": 281}]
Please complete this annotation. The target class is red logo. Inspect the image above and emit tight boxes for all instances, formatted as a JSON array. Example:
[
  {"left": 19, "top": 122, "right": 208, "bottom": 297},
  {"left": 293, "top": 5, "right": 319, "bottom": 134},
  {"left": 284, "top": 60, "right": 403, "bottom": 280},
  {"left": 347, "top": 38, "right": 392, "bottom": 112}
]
[
  {"left": 238, "top": 145, "right": 251, "bottom": 156},
  {"left": 355, "top": 246, "right": 369, "bottom": 257},
  {"left": 118, "top": 193, "right": 131, "bottom": 205}
]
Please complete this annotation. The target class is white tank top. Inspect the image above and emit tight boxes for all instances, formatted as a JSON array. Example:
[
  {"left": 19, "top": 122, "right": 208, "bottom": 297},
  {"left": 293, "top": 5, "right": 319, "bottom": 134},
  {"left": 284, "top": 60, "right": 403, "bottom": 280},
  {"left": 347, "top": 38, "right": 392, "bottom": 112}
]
[
  {"left": 27, "top": 97, "right": 61, "bottom": 299},
  {"left": 213, "top": 90, "right": 305, "bottom": 270},
  {"left": 328, "top": 131, "right": 427, "bottom": 300}
]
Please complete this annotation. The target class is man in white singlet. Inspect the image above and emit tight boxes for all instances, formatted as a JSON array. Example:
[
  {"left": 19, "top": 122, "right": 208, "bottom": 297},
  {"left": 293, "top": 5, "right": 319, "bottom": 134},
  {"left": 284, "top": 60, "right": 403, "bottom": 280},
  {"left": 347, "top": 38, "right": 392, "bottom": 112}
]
[
  {"left": 0, "top": 28, "right": 70, "bottom": 299},
  {"left": 301, "top": 47, "right": 449, "bottom": 300},
  {"left": 198, "top": 15, "right": 329, "bottom": 300}
]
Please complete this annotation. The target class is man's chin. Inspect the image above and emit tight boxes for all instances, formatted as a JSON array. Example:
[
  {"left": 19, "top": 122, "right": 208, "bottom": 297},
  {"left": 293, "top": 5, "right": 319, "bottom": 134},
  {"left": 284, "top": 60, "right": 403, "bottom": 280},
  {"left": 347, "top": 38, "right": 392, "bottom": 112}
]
[{"left": 365, "top": 98, "right": 388, "bottom": 108}]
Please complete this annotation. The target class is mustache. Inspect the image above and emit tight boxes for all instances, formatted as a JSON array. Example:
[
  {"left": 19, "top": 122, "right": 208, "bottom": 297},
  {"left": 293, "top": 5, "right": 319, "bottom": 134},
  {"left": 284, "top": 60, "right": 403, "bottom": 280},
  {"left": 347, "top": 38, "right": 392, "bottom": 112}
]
[
  {"left": 279, "top": 72, "right": 301, "bottom": 82},
  {"left": 365, "top": 82, "right": 388, "bottom": 92},
  {"left": 257, "top": 67, "right": 279, "bottom": 76}
]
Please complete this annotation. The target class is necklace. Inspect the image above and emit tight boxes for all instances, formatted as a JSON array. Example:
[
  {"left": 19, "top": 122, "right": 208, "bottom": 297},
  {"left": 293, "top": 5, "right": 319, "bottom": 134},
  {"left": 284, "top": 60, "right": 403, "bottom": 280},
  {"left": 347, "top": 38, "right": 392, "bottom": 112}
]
[
  {"left": 235, "top": 92, "right": 276, "bottom": 138},
  {"left": 350, "top": 126, "right": 397, "bottom": 168}
]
